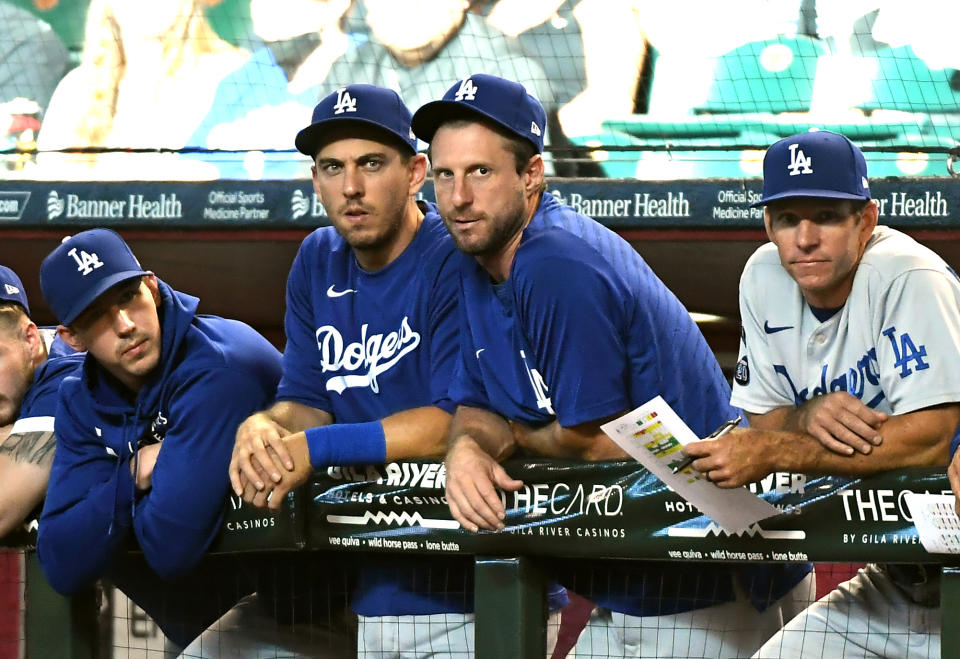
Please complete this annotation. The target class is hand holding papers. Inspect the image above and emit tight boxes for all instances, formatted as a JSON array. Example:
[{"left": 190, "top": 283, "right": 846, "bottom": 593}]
[
  {"left": 601, "top": 397, "right": 779, "bottom": 533},
  {"left": 671, "top": 416, "right": 741, "bottom": 474}
]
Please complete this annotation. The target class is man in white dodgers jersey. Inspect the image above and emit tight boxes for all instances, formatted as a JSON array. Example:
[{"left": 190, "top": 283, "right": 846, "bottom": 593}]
[
  {"left": 224, "top": 84, "right": 474, "bottom": 656},
  {"left": 683, "top": 130, "right": 960, "bottom": 658},
  {"left": 0, "top": 264, "right": 81, "bottom": 538}
]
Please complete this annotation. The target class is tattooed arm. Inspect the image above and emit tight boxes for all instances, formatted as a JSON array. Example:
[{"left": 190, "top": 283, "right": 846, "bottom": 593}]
[{"left": 0, "top": 425, "right": 57, "bottom": 538}]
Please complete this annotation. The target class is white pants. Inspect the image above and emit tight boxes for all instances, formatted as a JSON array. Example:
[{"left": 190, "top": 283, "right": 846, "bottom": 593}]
[
  {"left": 753, "top": 564, "right": 940, "bottom": 659},
  {"left": 358, "top": 610, "right": 562, "bottom": 658},
  {"left": 178, "top": 594, "right": 355, "bottom": 658},
  {"left": 572, "top": 571, "right": 816, "bottom": 658}
]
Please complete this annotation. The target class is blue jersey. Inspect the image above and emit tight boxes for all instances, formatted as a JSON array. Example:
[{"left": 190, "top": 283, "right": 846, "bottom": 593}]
[
  {"left": 38, "top": 280, "right": 282, "bottom": 598},
  {"left": 452, "top": 191, "right": 734, "bottom": 437},
  {"left": 278, "top": 204, "right": 459, "bottom": 419},
  {"left": 451, "top": 192, "right": 808, "bottom": 615},
  {"left": 277, "top": 204, "right": 466, "bottom": 617}
]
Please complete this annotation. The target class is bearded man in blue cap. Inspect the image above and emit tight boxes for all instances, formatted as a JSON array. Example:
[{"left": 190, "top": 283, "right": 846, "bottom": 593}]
[
  {"left": 684, "top": 130, "right": 960, "bottom": 657},
  {"left": 35, "top": 229, "right": 282, "bottom": 648},
  {"left": 414, "top": 73, "right": 813, "bottom": 658}
]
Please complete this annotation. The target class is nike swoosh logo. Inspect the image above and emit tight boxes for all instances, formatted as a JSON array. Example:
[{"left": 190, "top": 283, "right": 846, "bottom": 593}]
[
  {"left": 326, "top": 285, "right": 357, "bottom": 298},
  {"left": 763, "top": 321, "right": 794, "bottom": 334},
  {"left": 475, "top": 348, "right": 485, "bottom": 359}
]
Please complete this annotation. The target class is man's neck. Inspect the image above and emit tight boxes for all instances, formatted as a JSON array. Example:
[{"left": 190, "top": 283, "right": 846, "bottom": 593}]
[
  {"left": 477, "top": 193, "right": 542, "bottom": 283},
  {"left": 354, "top": 200, "right": 424, "bottom": 272}
]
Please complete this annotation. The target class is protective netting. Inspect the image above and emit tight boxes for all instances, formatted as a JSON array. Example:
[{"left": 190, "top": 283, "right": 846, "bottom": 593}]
[{"left": 1, "top": 1, "right": 956, "bottom": 180}]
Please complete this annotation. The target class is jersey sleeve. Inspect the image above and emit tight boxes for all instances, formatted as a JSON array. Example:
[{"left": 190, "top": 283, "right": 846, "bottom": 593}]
[
  {"left": 425, "top": 250, "right": 460, "bottom": 413},
  {"left": 276, "top": 237, "right": 333, "bottom": 414},
  {"left": 514, "top": 253, "right": 630, "bottom": 427},
  {"left": 132, "top": 367, "right": 273, "bottom": 579},
  {"left": 875, "top": 268, "right": 960, "bottom": 414},
  {"left": 37, "top": 380, "right": 137, "bottom": 595},
  {"left": 729, "top": 264, "right": 798, "bottom": 414}
]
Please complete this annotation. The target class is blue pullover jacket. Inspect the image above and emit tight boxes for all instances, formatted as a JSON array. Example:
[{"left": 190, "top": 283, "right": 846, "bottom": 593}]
[{"left": 37, "top": 280, "right": 281, "bottom": 594}]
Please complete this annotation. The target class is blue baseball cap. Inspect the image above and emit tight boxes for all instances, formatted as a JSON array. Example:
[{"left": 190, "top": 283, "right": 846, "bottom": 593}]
[
  {"left": 752, "top": 130, "right": 870, "bottom": 207},
  {"left": 411, "top": 74, "right": 546, "bottom": 153},
  {"left": 40, "top": 229, "right": 152, "bottom": 326},
  {"left": 0, "top": 265, "right": 30, "bottom": 314},
  {"left": 295, "top": 84, "right": 418, "bottom": 157}
]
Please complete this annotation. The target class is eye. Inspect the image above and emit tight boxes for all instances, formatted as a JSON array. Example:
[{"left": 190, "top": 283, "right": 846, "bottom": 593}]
[
  {"left": 816, "top": 210, "right": 843, "bottom": 223},
  {"left": 475, "top": 166, "right": 490, "bottom": 176},
  {"left": 320, "top": 162, "right": 341, "bottom": 175},
  {"left": 361, "top": 158, "right": 384, "bottom": 171}
]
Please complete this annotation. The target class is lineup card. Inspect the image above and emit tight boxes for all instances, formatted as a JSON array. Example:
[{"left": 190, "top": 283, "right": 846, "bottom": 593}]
[
  {"left": 601, "top": 396, "right": 780, "bottom": 534},
  {"left": 904, "top": 493, "right": 960, "bottom": 554}
]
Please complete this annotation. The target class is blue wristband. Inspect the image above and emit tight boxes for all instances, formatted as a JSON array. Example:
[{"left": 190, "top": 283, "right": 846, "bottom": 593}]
[{"left": 304, "top": 421, "right": 387, "bottom": 468}]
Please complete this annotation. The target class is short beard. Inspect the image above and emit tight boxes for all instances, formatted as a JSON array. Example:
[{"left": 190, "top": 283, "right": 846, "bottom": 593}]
[{"left": 447, "top": 196, "right": 527, "bottom": 258}]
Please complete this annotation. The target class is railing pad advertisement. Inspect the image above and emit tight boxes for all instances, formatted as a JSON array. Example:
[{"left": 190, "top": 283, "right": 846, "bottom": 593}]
[
  {"left": 0, "top": 179, "right": 957, "bottom": 228},
  {"left": 217, "top": 461, "right": 956, "bottom": 563}
]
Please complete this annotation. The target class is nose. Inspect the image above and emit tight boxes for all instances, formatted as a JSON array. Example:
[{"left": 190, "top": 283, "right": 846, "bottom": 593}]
[
  {"left": 795, "top": 218, "right": 819, "bottom": 250},
  {"left": 450, "top": 175, "right": 472, "bottom": 209},
  {"left": 342, "top": 164, "right": 363, "bottom": 198},
  {"left": 114, "top": 308, "right": 136, "bottom": 335}
]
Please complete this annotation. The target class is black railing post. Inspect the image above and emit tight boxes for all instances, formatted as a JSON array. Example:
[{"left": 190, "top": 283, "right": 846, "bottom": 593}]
[{"left": 474, "top": 555, "right": 546, "bottom": 659}]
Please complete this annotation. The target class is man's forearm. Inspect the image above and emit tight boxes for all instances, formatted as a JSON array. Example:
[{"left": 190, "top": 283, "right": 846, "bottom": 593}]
[
  {"left": 513, "top": 419, "right": 628, "bottom": 461},
  {"left": 265, "top": 401, "right": 333, "bottom": 435},
  {"left": 448, "top": 406, "right": 516, "bottom": 462},
  {"left": 760, "top": 405, "right": 954, "bottom": 475}
]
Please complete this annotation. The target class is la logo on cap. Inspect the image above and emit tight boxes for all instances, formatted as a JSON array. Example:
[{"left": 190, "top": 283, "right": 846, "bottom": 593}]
[
  {"left": 454, "top": 77, "right": 478, "bottom": 101},
  {"left": 787, "top": 143, "right": 813, "bottom": 176},
  {"left": 332, "top": 88, "right": 357, "bottom": 115},
  {"left": 68, "top": 246, "right": 104, "bottom": 276},
  {"left": 4, "top": 283, "right": 18, "bottom": 295}
]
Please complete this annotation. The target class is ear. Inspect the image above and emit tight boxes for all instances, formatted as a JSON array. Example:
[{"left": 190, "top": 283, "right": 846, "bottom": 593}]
[
  {"left": 523, "top": 154, "right": 545, "bottom": 196},
  {"left": 408, "top": 153, "right": 428, "bottom": 196},
  {"left": 763, "top": 207, "right": 775, "bottom": 243},
  {"left": 861, "top": 200, "right": 879, "bottom": 235},
  {"left": 21, "top": 321, "right": 44, "bottom": 363},
  {"left": 144, "top": 275, "right": 161, "bottom": 307},
  {"left": 57, "top": 325, "right": 86, "bottom": 353}
]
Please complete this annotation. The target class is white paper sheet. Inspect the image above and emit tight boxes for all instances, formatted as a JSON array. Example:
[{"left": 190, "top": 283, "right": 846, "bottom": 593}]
[
  {"left": 903, "top": 493, "right": 960, "bottom": 554},
  {"left": 600, "top": 396, "right": 781, "bottom": 534}
]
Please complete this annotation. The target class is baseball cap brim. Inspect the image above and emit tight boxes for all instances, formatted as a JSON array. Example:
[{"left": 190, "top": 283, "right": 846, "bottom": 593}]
[
  {"left": 59, "top": 270, "right": 152, "bottom": 326},
  {"left": 295, "top": 117, "right": 417, "bottom": 158},
  {"left": 750, "top": 188, "right": 870, "bottom": 208},
  {"left": 412, "top": 100, "right": 539, "bottom": 150}
]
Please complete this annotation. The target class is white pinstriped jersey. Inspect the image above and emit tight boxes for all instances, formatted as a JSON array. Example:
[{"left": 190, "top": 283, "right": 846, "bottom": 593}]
[{"left": 732, "top": 225, "right": 960, "bottom": 416}]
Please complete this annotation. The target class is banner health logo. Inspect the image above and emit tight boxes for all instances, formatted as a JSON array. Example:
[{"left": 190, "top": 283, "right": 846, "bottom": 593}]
[
  {"left": 0, "top": 191, "right": 30, "bottom": 221},
  {"left": 47, "top": 190, "right": 65, "bottom": 220},
  {"left": 291, "top": 189, "right": 310, "bottom": 219}
]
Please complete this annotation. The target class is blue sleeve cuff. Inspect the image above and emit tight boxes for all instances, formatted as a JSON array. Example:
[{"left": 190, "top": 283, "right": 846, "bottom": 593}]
[{"left": 304, "top": 421, "right": 387, "bottom": 468}]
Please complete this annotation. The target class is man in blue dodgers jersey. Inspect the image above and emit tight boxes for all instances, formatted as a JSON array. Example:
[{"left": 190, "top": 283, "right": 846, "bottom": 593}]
[
  {"left": 34, "top": 229, "right": 283, "bottom": 647},
  {"left": 412, "top": 73, "right": 814, "bottom": 658},
  {"left": 0, "top": 265, "right": 82, "bottom": 538},
  {"left": 225, "top": 84, "right": 475, "bottom": 656},
  {"left": 683, "top": 131, "right": 960, "bottom": 658}
]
